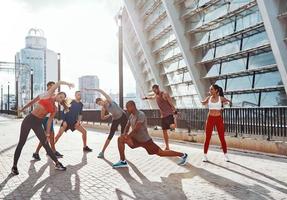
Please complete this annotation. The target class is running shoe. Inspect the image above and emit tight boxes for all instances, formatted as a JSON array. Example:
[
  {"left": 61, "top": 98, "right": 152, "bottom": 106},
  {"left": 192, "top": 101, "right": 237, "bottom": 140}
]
[
  {"left": 97, "top": 152, "right": 104, "bottom": 159},
  {"left": 202, "top": 154, "right": 208, "bottom": 162},
  {"left": 178, "top": 153, "right": 188, "bottom": 166},
  {"left": 224, "top": 154, "right": 230, "bottom": 162},
  {"left": 55, "top": 162, "right": 66, "bottom": 171},
  {"left": 11, "top": 166, "right": 19, "bottom": 175},
  {"left": 112, "top": 160, "right": 128, "bottom": 168},
  {"left": 32, "top": 153, "right": 41, "bottom": 161},
  {"left": 55, "top": 151, "right": 63, "bottom": 158},
  {"left": 83, "top": 146, "right": 93, "bottom": 152}
]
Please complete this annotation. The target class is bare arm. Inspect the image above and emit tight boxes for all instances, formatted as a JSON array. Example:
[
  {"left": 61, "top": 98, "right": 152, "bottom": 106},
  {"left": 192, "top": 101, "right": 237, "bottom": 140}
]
[
  {"left": 100, "top": 107, "right": 111, "bottom": 120},
  {"left": 45, "top": 81, "right": 74, "bottom": 97},
  {"left": 221, "top": 97, "right": 232, "bottom": 105},
  {"left": 142, "top": 94, "right": 156, "bottom": 100},
  {"left": 201, "top": 96, "right": 210, "bottom": 105},
  {"left": 19, "top": 96, "right": 40, "bottom": 112},
  {"left": 123, "top": 121, "right": 131, "bottom": 135},
  {"left": 86, "top": 88, "right": 112, "bottom": 103},
  {"left": 128, "top": 122, "right": 142, "bottom": 138}
]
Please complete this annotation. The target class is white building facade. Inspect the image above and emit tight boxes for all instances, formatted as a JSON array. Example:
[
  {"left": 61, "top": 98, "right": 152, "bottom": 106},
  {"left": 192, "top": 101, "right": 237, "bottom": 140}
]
[
  {"left": 122, "top": 0, "right": 287, "bottom": 108},
  {"left": 15, "top": 28, "right": 58, "bottom": 107}
]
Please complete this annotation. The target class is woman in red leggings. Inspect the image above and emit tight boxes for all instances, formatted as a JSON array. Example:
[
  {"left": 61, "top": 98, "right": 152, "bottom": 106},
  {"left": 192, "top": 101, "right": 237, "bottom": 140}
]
[{"left": 201, "top": 84, "right": 232, "bottom": 162}]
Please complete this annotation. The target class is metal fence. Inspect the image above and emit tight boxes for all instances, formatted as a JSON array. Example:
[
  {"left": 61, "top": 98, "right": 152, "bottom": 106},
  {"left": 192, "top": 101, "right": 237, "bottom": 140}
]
[{"left": 77, "top": 107, "right": 287, "bottom": 141}]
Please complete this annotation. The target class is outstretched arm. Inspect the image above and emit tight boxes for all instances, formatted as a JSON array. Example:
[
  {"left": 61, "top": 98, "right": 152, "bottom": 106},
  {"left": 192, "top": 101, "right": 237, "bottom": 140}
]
[
  {"left": 85, "top": 88, "right": 112, "bottom": 103},
  {"left": 45, "top": 81, "right": 74, "bottom": 97},
  {"left": 201, "top": 96, "right": 210, "bottom": 105},
  {"left": 142, "top": 94, "right": 156, "bottom": 100},
  {"left": 19, "top": 96, "right": 40, "bottom": 112}
]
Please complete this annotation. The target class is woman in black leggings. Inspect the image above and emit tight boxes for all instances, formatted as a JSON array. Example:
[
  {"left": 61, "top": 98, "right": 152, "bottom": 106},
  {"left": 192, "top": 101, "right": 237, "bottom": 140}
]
[{"left": 12, "top": 81, "right": 74, "bottom": 175}]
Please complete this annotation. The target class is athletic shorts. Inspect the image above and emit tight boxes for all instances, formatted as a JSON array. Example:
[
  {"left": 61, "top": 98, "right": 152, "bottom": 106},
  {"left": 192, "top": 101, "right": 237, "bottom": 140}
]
[
  {"left": 61, "top": 121, "right": 77, "bottom": 132},
  {"left": 161, "top": 114, "right": 175, "bottom": 130},
  {"left": 42, "top": 117, "right": 54, "bottom": 133},
  {"left": 128, "top": 138, "right": 160, "bottom": 155}
]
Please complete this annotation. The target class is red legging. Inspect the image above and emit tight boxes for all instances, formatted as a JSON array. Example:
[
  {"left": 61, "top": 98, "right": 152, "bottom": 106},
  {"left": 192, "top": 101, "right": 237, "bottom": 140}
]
[{"left": 204, "top": 115, "right": 227, "bottom": 154}]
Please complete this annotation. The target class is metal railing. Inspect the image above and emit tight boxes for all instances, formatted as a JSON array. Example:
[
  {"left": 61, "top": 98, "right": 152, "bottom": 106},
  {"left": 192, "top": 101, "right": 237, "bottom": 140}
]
[{"left": 74, "top": 107, "right": 287, "bottom": 141}]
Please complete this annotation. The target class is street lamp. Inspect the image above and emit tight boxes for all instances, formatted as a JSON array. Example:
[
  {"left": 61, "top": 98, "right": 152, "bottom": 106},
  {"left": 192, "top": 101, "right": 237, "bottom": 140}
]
[
  {"left": 7, "top": 82, "right": 10, "bottom": 114},
  {"left": 30, "top": 69, "right": 33, "bottom": 111},
  {"left": 117, "top": 7, "right": 124, "bottom": 109},
  {"left": 1, "top": 85, "right": 3, "bottom": 112},
  {"left": 57, "top": 53, "right": 61, "bottom": 120}
]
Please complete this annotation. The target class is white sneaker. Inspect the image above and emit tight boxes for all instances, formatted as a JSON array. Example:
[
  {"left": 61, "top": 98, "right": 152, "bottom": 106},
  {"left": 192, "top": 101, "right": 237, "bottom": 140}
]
[
  {"left": 202, "top": 154, "right": 208, "bottom": 162},
  {"left": 224, "top": 154, "right": 230, "bottom": 162}
]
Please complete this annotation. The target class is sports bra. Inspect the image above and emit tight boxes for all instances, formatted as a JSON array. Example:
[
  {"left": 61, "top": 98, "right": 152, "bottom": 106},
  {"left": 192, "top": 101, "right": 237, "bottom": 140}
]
[
  {"left": 38, "top": 98, "right": 56, "bottom": 113},
  {"left": 208, "top": 96, "right": 222, "bottom": 110}
]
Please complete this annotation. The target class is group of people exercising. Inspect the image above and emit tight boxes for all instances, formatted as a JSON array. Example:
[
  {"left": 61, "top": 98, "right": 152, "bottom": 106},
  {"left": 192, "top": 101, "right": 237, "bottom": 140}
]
[{"left": 11, "top": 80, "right": 231, "bottom": 175}]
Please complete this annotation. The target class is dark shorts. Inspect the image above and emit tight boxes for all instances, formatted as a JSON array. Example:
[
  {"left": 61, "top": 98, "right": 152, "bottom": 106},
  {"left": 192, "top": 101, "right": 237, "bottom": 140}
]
[
  {"left": 161, "top": 115, "right": 175, "bottom": 130},
  {"left": 128, "top": 138, "right": 160, "bottom": 155},
  {"left": 42, "top": 117, "right": 54, "bottom": 133},
  {"left": 108, "top": 113, "right": 128, "bottom": 140},
  {"left": 61, "top": 121, "right": 77, "bottom": 132}
]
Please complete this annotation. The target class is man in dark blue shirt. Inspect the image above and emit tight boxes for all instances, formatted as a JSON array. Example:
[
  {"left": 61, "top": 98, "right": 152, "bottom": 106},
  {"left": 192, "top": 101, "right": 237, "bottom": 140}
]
[{"left": 54, "top": 91, "right": 92, "bottom": 152}]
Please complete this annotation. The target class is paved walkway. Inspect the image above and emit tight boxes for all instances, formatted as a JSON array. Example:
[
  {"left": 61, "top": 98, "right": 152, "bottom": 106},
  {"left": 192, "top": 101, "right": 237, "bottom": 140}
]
[{"left": 0, "top": 115, "right": 287, "bottom": 200}]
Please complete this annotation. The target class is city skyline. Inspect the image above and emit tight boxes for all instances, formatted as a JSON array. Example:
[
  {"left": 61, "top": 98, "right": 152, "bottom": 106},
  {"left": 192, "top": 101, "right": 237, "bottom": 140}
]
[{"left": 0, "top": 0, "right": 136, "bottom": 98}]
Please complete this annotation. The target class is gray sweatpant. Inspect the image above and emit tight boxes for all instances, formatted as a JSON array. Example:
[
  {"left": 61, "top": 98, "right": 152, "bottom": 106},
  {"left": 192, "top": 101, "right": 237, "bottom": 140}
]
[{"left": 13, "top": 113, "right": 58, "bottom": 166}]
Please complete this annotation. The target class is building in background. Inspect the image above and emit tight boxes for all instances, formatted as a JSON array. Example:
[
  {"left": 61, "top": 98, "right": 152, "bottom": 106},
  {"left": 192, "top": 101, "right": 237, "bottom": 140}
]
[
  {"left": 79, "top": 75, "right": 100, "bottom": 109},
  {"left": 121, "top": 0, "right": 287, "bottom": 108},
  {"left": 15, "top": 28, "right": 58, "bottom": 107}
]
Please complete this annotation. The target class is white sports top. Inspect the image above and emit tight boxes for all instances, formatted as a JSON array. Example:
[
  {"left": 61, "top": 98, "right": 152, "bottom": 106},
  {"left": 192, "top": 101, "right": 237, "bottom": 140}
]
[{"left": 208, "top": 96, "right": 222, "bottom": 110}]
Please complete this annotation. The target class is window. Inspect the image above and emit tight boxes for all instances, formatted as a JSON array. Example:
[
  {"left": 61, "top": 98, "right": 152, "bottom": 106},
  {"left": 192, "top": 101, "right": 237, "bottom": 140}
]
[
  {"left": 216, "top": 40, "right": 241, "bottom": 58},
  {"left": 249, "top": 52, "right": 276, "bottom": 69},
  {"left": 226, "top": 76, "right": 253, "bottom": 91},
  {"left": 221, "top": 58, "right": 247, "bottom": 74},
  {"left": 242, "top": 32, "right": 269, "bottom": 50},
  {"left": 232, "top": 93, "right": 259, "bottom": 107},
  {"left": 260, "top": 91, "right": 287, "bottom": 106},
  {"left": 206, "top": 64, "right": 220, "bottom": 77},
  {"left": 254, "top": 71, "right": 283, "bottom": 88}
]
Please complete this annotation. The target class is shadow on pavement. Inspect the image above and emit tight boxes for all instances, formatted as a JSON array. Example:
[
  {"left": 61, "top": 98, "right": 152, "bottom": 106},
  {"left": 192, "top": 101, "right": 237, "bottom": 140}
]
[
  {"left": 103, "top": 158, "right": 188, "bottom": 200},
  {"left": 3, "top": 153, "right": 88, "bottom": 200},
  {"left": 209, "top": 161, "right": 287, "bottom": 195}
]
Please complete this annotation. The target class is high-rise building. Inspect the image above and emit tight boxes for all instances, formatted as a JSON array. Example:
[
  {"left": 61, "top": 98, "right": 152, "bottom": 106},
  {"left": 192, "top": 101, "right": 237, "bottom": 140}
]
[
  {"left": 15, "top": 28, "right": 58, "bottom": 107},
  {"left": 121, "top": 0, "right": 287, "bottom": 108},
  {"left": 78, "top": 75, "right": 100, "bottom": 109}
]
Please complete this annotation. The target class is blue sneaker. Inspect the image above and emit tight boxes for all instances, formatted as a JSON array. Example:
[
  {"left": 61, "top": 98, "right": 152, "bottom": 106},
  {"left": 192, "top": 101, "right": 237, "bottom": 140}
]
[
  {"left": 112, "top": 160, "right": 128, "bottom": 168},
  {"left": 97, "top": 152, "right": 104, "bottom": 159},
  {"left": 178, "top": 153, "right": 188, "bottom": 166}
]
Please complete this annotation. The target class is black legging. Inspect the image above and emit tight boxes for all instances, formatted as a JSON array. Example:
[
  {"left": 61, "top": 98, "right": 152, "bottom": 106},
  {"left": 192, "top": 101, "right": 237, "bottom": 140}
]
[
  {"left": 13, "top": 113, "right": 58, "bottom": 167},
  {"left": 108, "top": 113, "right": 128, "bottom": 140}
]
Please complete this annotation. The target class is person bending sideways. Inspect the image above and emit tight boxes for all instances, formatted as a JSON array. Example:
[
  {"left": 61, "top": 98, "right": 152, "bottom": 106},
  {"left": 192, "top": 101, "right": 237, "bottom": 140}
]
[
  {"left": 112, "top": 100, "right": 188, "bottom": 169},
  {"left": 54, "top": 91, "right": 92, "bottom": 153},
  {"left": 12, "top": 81, "right": 74, "bottom": 175}
]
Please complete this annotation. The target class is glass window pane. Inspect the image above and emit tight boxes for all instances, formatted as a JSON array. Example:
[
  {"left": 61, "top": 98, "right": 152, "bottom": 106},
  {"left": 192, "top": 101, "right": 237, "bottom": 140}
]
[
  {"left": 260, "top": 91, "right": 287, "bottom": 106},
  {"left": 221, "top": 58, "right": 247, "bottom": 74},
  {"left": 216, "top": 40, "right": 241, "bottom": 58},
  {"left": 249, "top": 52, "right": 276, "bottom": 69},
  {"left": 226, "top": 76, "right": 253, "bottom": 91},
  {"left": 242, "top": 32, "right": 269, "bottom": 50},
  {"left": 254, "top": 71, "right": 283, "bottom": 88},
  {"left": 215, "top": 79, "right": 226, "bottom": 89},
  {"left": 232, "top": 93, "right": 259, "bottom": 107},
  {"left": 206, "top": 64, "right": 220, "bottom": 77}
]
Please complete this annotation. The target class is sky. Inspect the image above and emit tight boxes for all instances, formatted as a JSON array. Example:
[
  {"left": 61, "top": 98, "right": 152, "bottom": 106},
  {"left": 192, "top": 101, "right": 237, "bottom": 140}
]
[{"left": 0, "top": 0, "right": 136, "bottom": 96}]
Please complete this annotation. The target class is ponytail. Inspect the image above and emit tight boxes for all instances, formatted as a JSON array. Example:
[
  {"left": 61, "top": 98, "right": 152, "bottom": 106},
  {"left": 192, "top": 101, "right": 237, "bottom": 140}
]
[{"left": 212, "top": 84, "right": 224, "bottom": 97}]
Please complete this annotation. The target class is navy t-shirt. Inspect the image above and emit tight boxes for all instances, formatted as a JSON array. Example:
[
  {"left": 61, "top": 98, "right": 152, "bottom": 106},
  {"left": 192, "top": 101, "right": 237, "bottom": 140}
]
[{"left": 63, "top": 100, "right": 83, "bottom": 124}]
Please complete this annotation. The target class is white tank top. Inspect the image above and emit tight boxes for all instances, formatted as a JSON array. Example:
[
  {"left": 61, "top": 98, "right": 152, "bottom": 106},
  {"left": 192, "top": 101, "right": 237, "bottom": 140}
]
[{"left": 208, "top": 96, "right": 222, "bottom": 110}]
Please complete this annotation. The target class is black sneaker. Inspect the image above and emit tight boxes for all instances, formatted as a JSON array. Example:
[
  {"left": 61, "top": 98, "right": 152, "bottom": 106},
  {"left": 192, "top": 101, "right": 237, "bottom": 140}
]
[
  {"left": 11, "top": 166, "right": 19, "bottom": 175},
  {"left": 55, "top": 151, "right": 63, "bottom": 158},
  {"left": 32, "top": 153, "right": 41, "bottom": 160},
  {"left": 83, "top": 146, "right": 92, "bottom": 152},
  {"left": 55, "top": 162, "right": 66, "bottom": 171}
]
